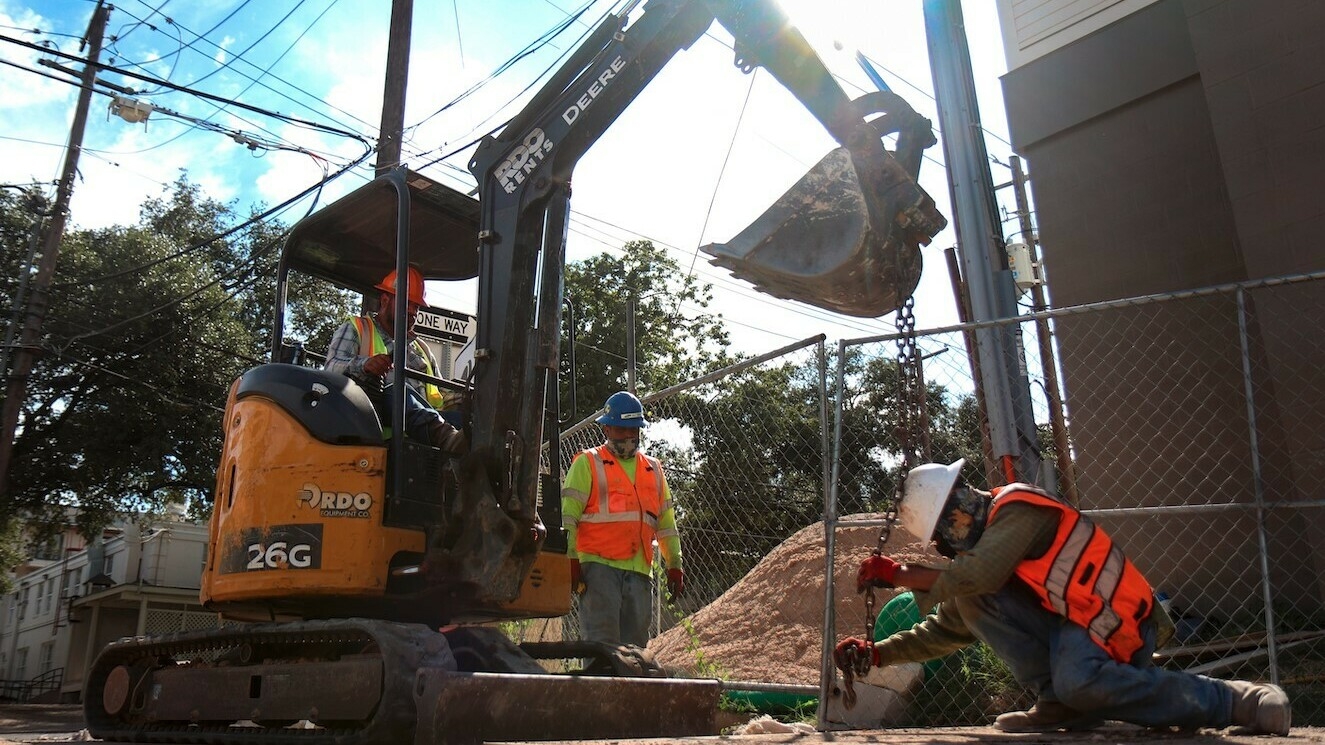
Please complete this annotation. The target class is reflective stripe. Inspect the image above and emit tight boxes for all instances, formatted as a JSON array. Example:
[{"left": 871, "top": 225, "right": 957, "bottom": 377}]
[
  {"left": 353, "top": 316, "right": 385, "bottom": 357},
  {"left": 656, "top": 527, "right": 679, "bottom": 539},
  {"left": 1086, "top": 545, "right": 1128, "bottom": 644},
  {"left": 562, "top": 487, "right": 588, "bottom": 507},
  {"left": 580, "top": 511, "right": 659, "bottom": 529},
  {"left": 1095, "top": 544, "right": 1126, "bottom": 602},
  {"left": 588, "top": 452, "right": 610, "bottom": 514},
  {"left": 650, "top": 457, "right": 664, "bottom": 497},
  {"left": 1043, "top": 520, "right": 1095, "bottom": 616}
]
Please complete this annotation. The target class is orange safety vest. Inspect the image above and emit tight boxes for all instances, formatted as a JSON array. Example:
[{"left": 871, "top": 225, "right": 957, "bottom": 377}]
[
  {"left": 989, "top": 484, "right": 1156, "bottom": 663},
  {"left": 351, "top": 316, "right": 446, "bottom": 408},
  {"left": 575, "top": 445, "right": 665, "bottom": 561}
]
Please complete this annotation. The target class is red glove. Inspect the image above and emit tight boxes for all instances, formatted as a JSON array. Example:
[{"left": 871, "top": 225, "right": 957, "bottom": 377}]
[
  {"left": 857, "top": 553, "right": 901, "bottom": 592},
  {"left": 834, "top": 637, "right": 880, "bottom": 675},
  {"left": 570, "top": 559, "right": 583, "bottom": 594},
  {"left": 666, "top": 567, "right": 685, "bottom": 599}
]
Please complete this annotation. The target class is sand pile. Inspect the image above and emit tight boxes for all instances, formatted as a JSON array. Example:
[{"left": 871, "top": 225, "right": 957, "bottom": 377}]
[{"left": 649, "top": 515, "right": 941, "bottom": 684}]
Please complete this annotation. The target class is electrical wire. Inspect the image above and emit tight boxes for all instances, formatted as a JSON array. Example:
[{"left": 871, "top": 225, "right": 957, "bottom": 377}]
[
  {"left": 687, "top": 69, "right": 755, "bottom": 277},
  {"left": 0, "top": 33, "right": 372, "bottom": 146}
]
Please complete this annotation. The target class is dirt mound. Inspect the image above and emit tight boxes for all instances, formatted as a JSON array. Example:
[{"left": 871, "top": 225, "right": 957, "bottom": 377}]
[{"left": 649, "top": 516, "right": 940, "bottom": 685}]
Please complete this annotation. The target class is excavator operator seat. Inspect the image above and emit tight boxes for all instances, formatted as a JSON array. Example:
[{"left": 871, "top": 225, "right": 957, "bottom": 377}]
[{"left": 235, "top": 364, "right": 383, "bottom": 447}]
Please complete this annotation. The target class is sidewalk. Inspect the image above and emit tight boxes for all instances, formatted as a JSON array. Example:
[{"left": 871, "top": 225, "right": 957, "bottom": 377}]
[{"left": 0, "top": 705, "right": 1317, "bottom": 744}]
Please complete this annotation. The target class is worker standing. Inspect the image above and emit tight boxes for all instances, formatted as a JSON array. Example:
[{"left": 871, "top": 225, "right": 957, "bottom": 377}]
[
  {"left": 561, "top": 391, "right": 684, "bottom": 647},
  {"left": 835, "top": 459, "right": 1291, "bottom": 735},
  {"left": 324, "top": 267, "right": 464, "bottom": 452}
]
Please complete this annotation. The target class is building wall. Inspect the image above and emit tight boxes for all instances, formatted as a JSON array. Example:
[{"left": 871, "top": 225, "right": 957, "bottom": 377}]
[
  {"left": 997, "top": 0, "right": 1160, "bottom": 69},
  {"left": 998, "top": 0, "right": 1325, "bottom": 611},
  {"left": 0, "top": 520, "right": 215, "bottom": 701}
]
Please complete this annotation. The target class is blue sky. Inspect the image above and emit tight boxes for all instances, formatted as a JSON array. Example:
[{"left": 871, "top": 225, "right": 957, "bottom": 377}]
[{"left": 0, "top": 0, "right": 1021, "bottom": 355}]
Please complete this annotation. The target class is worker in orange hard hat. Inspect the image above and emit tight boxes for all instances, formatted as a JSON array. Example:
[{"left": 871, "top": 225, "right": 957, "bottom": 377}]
[{"left": 324, "top": 266, "right": 465, "bottom": 452}]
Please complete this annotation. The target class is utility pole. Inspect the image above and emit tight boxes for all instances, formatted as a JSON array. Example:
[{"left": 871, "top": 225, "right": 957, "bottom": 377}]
[
  {"left": 922, "top": 0, "right": 1041, "bottom": 485},
  {"left": 0, "top": 2, "right": 110, "bottom": 499},
  {"left": 1009, "top": 156, "right": 1079, "bottom": 504},
  {"left": 376, "top": 0, "right": 414, "bottom": 176}
]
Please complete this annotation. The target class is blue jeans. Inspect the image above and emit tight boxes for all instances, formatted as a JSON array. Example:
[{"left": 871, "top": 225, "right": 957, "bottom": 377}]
[
  {"left": 579, "top": 562, "right": 653, "bottom": 647},
  {"left": 956, "top": 581, "right": 1232, "bottom": 729},
  {"left": 371, "top": 383, "right": 444, "bottom": 441}
]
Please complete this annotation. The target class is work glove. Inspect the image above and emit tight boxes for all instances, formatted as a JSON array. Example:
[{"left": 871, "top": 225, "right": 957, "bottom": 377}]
[
  {"left": 363, "top": 353, "right": 392, "bottom": 377},
  {"left": 834, "top": 637, "right": 880, "bottom": 676},
  {"left": 570, "top": 559, "right": 583, "bottom": 594},
  {"left": 856, "top": 553, "right": 901, "bottom": 592},
  {"left": 666, "top": 567, "right": 686, "bottom": 599}
]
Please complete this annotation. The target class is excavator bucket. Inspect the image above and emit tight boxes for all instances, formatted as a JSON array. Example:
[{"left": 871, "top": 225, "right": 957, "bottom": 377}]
[{"left": 702, "top": 137, "right": 946, "bottom": 318}]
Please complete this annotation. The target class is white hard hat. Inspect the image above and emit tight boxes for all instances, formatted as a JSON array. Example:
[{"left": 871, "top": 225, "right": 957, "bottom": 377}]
[{"left": 897, "top": 459, "right": 965, "bottom": 542}]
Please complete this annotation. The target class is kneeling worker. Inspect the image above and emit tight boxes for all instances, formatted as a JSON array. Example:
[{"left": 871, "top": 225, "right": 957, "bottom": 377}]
[{"left": 836, "top": 459, "right": 1290, "bottom": 735}]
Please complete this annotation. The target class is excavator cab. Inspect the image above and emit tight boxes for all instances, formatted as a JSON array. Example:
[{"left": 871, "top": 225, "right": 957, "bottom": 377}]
[{"left": 199, "top": 169, "right": 570, "bottom": 627}]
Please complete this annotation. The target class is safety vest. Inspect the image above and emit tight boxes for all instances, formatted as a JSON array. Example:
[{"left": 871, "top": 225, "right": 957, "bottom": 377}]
[
  {"left": 988, "top": 484, "right": 1156, "bottom": 663},
  {"left": 351, "top": 316, "right": 446, "bottom": 408},
  {"left": 575, "top": 445, "right": 666, "bottom": 561}
]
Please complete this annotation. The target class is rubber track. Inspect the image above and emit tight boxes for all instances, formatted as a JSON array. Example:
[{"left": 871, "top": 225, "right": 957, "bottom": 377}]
[{"left": 83, "top": 618, "right": 444, "bottom": 745}]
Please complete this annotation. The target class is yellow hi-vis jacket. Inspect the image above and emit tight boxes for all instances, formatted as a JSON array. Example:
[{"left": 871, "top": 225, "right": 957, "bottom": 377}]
[
  {"left": 351, "top": 315, "right": 446, "bottom": 409},
  {"left": 989, "top": 484, "right": 1157, "bottom": 663}
]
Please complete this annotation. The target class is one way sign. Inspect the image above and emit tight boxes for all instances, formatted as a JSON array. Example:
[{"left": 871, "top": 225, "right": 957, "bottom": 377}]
[{"left": 413, "top": 306, "right": 476, "bottom": 386}]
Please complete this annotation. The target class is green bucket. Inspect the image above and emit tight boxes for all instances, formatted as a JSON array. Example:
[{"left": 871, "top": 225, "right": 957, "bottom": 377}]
[{"left": 873, "top": 591, "right": 944, "bottom": 677}]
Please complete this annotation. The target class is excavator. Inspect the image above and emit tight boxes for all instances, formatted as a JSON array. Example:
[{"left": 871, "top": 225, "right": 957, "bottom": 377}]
[{"left": 81, "top": 0, "right": 946, "bottom": 742}]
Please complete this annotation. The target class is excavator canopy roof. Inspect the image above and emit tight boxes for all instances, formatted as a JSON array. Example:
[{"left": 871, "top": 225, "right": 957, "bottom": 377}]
[{"left": 280, "top": 170, "right": 481, "bottom": 295}]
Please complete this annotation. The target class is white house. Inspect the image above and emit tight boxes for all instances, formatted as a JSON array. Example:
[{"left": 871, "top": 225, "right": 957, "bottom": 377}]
[{"left": 0, "top": 507, "right": 218, "bottom": 703}]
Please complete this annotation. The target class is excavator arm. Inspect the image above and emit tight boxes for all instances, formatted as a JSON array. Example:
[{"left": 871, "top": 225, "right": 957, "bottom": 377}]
[{"left": 449, "top": 0, "right": 945, "bottom": 604}]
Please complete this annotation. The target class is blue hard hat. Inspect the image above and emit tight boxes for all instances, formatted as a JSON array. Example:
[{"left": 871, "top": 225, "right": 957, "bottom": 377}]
[{"left": 596, "top": 391, "right": 648, "bottom": 428}]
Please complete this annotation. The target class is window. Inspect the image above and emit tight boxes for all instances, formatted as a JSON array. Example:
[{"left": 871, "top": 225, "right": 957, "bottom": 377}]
[
  {"left": 14, "top": 648, "right": 27, "bottom": 682},
  {"left": 18, "top": 586, "right": 29, "bottom": 621},
  {"left": 38, "top": 642, "right": 53, "bottom": 674},
  {"left": 103, "top": 553, "right": 115, "bottom": 577},
  {"left": 41, "top": 579, "right": 53, "bottom": 617}
]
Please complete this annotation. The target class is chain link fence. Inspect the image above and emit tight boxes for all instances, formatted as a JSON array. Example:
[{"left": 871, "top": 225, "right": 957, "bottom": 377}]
[
  {"left": 507, "top": 271, "right": 1325, "bottom": 728},
  {"left": 830, "top": 270, "right": 1325, "bottom": 726},
  {"left": 514, "top": 338, "right": 833, "bottom": 687}
]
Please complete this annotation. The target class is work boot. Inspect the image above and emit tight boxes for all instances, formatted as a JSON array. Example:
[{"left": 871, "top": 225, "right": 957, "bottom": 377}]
[
  {"left": 429, "top": 420, "right": 468, "bottom": 454},
  {"left": 1227, "top": 680, "right": 1291, "bottom": 735},
  {"left": 993, "top": 701, "right": 1104, "bottom": 732}
]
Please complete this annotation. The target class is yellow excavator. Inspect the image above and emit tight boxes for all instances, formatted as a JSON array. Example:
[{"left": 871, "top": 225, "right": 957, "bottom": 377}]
[{"left": 82, "top": 0, "right": 946, "bottom": 742}]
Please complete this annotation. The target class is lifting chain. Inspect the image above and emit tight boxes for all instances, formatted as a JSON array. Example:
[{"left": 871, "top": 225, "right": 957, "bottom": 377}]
[{"left": 841, "top": 294, "right": 932, "bottom": 711}]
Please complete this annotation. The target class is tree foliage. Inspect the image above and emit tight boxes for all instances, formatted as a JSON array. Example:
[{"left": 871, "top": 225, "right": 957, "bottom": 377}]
[
  {"left": 647, "top": 346, "right": 986, "bottom": 603},
  {"left": 562, "top": 240, "right": 733, "bottom": 422},
  {"left": 0, "top": 178, "right": 355, "bottom": 537}
]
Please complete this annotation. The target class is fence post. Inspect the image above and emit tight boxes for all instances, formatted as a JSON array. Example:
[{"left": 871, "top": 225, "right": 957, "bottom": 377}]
[{"left": 1236, "top": 287, "right": 1280, "bottom": 682}]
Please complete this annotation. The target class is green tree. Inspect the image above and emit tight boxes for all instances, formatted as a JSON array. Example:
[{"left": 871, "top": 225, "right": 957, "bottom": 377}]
[
  {"left": 562, "top": 240, "right": 733, "bottom": 422},
  {"left": 0, "top": 178, "right": 355, "bottom": 538}
]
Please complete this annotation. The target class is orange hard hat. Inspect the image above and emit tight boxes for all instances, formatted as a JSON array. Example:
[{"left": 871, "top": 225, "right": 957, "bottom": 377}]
[{"left": 375, "top": 266, "right": 429, "bottom": 307}]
